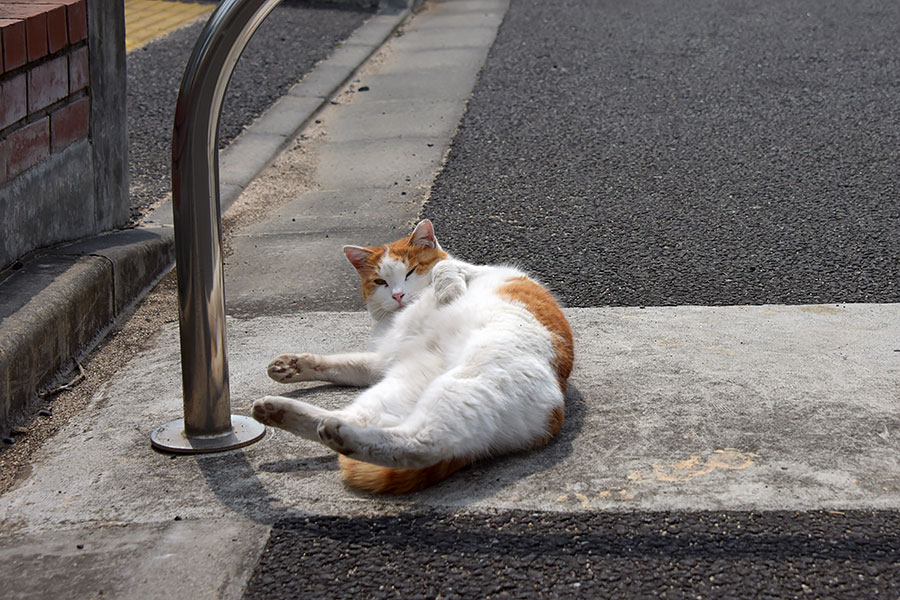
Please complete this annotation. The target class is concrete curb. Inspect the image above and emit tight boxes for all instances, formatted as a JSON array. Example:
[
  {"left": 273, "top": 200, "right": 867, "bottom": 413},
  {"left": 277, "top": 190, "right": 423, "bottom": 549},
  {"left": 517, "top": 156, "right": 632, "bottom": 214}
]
[
  {"left": 0, "top": 6, "right": 413, "bottom": 437},
  {"left": 0, "top": 229, "right": 174, "bottom": 437}
]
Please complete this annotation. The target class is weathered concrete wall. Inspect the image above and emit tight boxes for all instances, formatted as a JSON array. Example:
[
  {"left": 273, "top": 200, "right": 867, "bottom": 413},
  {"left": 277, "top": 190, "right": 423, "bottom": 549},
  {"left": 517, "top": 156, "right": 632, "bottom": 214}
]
[
  {"left": 86, "top": 0, "right": 128, "bottom": 232},
  {"left": 0, "top": 141, "right": 95, "bottom": 260}
]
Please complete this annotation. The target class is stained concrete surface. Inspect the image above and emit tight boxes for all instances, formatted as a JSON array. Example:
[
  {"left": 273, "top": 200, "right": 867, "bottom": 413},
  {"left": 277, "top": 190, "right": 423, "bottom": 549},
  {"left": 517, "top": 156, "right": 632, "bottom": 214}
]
[
  {"left": 0, "top": 520, "right": 268, "bottom": 600},
  {"left": 1, "top": 304, "right": 898, "bottom": 596},
  {"left": 4, "top": 306, "right": 898, "bottom": 530}
]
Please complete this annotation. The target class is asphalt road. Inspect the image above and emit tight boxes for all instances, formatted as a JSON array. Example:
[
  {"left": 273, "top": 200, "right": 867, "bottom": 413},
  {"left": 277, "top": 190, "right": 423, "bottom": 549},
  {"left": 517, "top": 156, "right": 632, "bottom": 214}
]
[
  {"left": 424, "top": 0, "right": 900, "bottom": 308},
  {"left": 126, "top": 0, "right": 374, "bottom": 222},
  {"left": 246, "top": 510, "right": 900, "bottom": 598}
]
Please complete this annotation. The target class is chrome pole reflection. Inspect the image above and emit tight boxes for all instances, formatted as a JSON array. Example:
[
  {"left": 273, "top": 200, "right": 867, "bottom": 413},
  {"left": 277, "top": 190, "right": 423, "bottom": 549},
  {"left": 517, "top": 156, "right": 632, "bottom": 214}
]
[{"left": 151, "top": 0, "right": 280, "bottom": 453}]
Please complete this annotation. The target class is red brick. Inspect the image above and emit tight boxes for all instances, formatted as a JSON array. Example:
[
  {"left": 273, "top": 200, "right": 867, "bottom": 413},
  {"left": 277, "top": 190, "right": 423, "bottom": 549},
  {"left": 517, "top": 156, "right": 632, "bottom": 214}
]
[
  {"left": 67, "top": 44, "right": 87, "bottom": 92},
  {"left": 27, "top": 53, "right": 67, "bottom": 112},
  {"left": 6, "top": 116, "right": 49, "bottom": 177},
  {"left": 60, "top": 0, "right": 85, "bottom": 43},
  {"left": 50, "top": 95, "right": 88, "bottom": 152},
  {"left": 17, "top": 3, "right": 70, "bottom": 52},
  {"left": 44, "top": 4, "right": 67, "bottom": 53},
  {"left": 0, "top": 71, "right": 26, "bottom": 129},
  {"left": 0, "top": 4, "right": 48, "bottom": 62},
  {"left": 0, "top": 18, "right": 26, "bottom": 71},
  {"left": 25, "top": 13, "right": 47, "bottom": 61}
]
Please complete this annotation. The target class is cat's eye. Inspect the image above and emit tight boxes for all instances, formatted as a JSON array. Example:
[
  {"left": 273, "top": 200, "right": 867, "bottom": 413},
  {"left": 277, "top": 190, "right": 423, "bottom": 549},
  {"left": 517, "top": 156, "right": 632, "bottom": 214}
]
[
  {"left": 373, "top": 278, "right": 387, "bottom": 286},
  {"left": 405, "top": 268, "right": 416, "bottom": 280}
]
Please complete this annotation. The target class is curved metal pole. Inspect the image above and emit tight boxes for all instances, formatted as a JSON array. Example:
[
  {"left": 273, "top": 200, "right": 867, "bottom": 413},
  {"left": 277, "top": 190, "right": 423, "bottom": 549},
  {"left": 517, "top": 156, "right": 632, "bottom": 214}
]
[{"left": 151, "top": 0, "right": 281, "bottom": 453}]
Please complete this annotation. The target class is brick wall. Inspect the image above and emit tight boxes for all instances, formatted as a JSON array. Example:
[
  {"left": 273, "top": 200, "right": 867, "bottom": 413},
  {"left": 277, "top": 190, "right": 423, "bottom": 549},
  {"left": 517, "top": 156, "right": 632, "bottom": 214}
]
[
  {"left": 0, "top": 0, "right": 89, "bottom": 186},
  {"left": 0, "top": 0, "right": 125, "bottom": 271}
]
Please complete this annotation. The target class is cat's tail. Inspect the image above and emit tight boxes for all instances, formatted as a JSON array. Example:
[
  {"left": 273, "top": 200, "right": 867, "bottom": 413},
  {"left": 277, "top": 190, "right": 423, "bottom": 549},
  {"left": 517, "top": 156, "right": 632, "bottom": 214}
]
[{"left": 338, "top": 455, "right": 469, "bottom": 494}]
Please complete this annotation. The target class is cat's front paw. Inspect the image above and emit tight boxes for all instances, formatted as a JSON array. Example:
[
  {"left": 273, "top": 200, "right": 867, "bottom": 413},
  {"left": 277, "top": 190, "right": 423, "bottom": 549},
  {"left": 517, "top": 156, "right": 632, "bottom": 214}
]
[
  {"left": 252, "top": 396, "right": 287, "bottom": 426},
  {"left": 252, "top": 395, "right": 322, "bottom": 439},
  {"left": 267, "top": 353, "right": 322, "bottom": 383},
  {"left": 431, "top": 262, "right": 466, "bottom": 305}
]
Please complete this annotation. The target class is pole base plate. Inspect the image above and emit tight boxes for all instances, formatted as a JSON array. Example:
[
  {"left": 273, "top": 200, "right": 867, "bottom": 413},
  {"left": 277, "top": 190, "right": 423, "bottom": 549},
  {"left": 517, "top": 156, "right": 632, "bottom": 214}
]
[{"left": 150, "top": 415, "right": 266, "bottom": 454}]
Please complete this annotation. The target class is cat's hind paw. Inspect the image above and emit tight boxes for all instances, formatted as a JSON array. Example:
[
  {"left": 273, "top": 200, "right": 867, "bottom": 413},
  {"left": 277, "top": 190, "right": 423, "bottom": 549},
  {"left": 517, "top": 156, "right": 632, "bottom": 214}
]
[
  {"left": 267, "top": 353, "right": 322, "bottom": 383},
  {"left": 317, "top": 417, "right": 354, "bottom": 455}
]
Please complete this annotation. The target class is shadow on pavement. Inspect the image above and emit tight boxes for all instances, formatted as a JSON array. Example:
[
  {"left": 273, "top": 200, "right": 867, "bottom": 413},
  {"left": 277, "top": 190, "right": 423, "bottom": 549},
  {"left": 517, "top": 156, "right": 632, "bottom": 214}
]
[{"left": 195, "top": 383, "right": 586, "bottom": 524}]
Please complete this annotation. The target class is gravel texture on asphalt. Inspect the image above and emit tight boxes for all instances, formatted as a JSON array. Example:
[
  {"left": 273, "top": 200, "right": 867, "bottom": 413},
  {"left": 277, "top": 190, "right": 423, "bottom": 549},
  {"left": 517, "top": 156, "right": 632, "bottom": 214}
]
[
  {"left": 126, "top": 0, "right": 374, "bottom": 222},
  {"left": 244, "top": 509, "right": 900, "bottom": 598},
  {"left": 423, "top": 0, "right": 900, "bottom": 307}
]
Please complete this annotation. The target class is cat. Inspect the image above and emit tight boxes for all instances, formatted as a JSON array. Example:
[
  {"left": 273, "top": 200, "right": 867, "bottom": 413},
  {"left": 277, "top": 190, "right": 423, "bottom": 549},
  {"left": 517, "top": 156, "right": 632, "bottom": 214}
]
[{"left": 251, "top": 219, "right": 574, "bottom": 494}]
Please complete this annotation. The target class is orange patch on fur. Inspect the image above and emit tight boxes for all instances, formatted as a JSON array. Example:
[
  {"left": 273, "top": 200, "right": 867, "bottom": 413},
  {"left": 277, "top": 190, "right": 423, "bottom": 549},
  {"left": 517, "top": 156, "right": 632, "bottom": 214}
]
[
  {"left": 387, "top": 236, "right": 448, "bottom": 275},
  {"left": 529, "top": 404, "right": 566, "bottom": 449},
  {"left": 497, "top": 277, "right": 574, "bottom": 392},
  {"left": 338, "top": 455, "right": 468, "bottom": 494},
  {"left": 350, "top": 246, "right": 386, "bottom": 301},
  {"left": 547, "top": 404, "right": 565, "bottom": 437}
]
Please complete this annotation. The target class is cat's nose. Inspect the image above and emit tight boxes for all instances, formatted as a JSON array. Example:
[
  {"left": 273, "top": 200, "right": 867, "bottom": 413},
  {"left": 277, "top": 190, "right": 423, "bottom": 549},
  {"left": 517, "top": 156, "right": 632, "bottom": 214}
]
[{"left": 392, "top": 291, "right": 405, "bottom": 304}]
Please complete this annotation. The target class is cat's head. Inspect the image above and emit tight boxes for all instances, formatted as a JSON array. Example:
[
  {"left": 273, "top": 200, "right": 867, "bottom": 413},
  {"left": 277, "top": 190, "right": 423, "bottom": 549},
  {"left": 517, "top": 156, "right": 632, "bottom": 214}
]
[{"left": 343, "top": 220, "right": 448, "bottom": 320}]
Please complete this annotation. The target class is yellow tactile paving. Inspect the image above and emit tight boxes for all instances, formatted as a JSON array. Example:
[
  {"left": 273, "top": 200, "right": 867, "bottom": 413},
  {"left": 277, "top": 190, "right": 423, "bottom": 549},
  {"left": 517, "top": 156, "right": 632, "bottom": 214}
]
[{"left": 124, "top": 0, "right": 214, "bottom": 52}]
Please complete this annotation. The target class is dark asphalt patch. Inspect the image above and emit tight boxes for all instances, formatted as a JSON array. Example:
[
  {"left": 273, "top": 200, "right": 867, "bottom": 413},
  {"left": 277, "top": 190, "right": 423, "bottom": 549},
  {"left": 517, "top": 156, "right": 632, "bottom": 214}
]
[
  {"left": 244, "top": 509, "right": 900, "bottom": 598},
  {"left": 126, "top": 0, "right": 374, "bottom": 222},
  {"left": 423, "top": 0, "right": 900, "bottom": 307}
]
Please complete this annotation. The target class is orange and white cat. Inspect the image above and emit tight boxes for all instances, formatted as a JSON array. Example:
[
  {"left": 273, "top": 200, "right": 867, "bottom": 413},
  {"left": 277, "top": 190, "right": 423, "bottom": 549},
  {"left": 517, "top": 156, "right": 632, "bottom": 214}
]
[{"left": 252, "top": 220, "right": 574, "bottom": 494}]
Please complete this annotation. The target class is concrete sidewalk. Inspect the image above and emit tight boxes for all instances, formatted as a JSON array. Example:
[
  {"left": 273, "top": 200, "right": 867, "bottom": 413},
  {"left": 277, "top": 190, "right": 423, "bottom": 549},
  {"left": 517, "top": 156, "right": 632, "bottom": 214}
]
[
  {"left": 1, "top": 0, "right": 898, "bottom": 598},
  {"left": 0, "top": 2, "right": 413, "bottom": 439}
]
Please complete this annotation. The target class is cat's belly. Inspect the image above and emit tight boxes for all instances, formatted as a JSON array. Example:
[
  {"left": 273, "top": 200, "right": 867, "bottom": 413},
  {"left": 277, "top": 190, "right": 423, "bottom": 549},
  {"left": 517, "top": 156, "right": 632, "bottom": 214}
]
[{"left": 385, "top": 286, "right": 556, "bottom": 377}]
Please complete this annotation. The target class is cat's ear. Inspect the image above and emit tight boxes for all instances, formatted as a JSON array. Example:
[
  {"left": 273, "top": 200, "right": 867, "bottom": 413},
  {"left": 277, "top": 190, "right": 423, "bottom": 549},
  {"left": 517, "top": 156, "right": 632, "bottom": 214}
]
[
  {"left": 409, "top": 219, "right": 441, "bottom": 250},
  {"left": 343, "top": 245, "right": 373, "bottom": 271}
]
